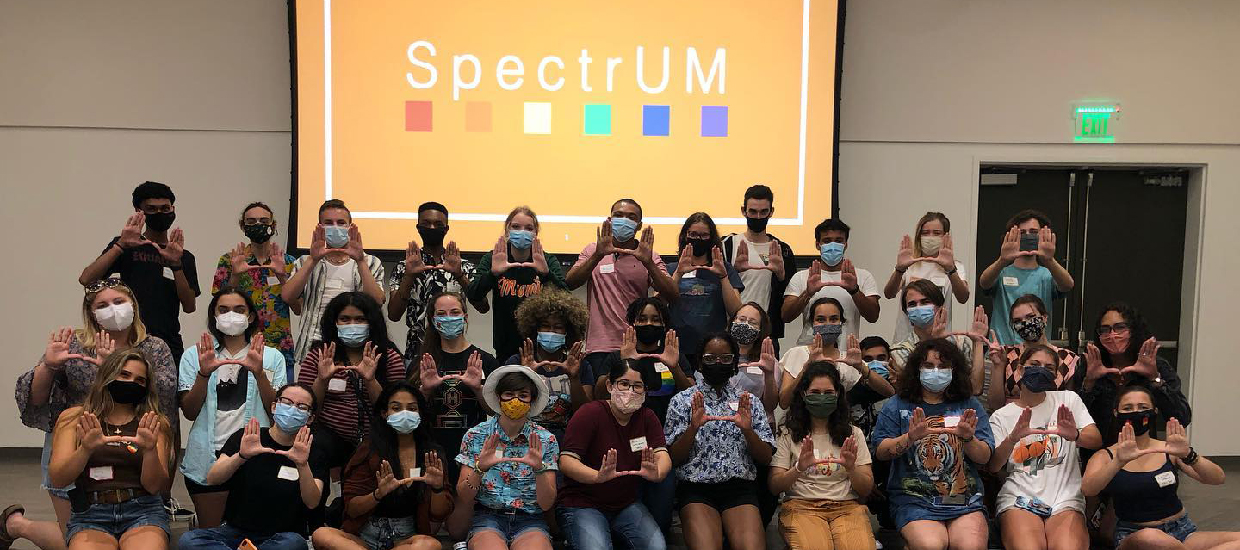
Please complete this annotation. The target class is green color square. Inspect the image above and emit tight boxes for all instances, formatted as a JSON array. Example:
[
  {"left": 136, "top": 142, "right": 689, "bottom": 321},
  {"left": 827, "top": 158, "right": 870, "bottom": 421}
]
[{"left": 583, "top": 104, "right": 611, "bottom": 136}]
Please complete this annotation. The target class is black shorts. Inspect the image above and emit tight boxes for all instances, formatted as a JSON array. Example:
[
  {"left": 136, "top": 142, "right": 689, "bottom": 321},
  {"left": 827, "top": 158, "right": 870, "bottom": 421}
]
[
  {"left": 184, "top": 477, "right": 227, "bottom": 495},
  {"left": 676, "top": 478, "right": 760, "bottom": 512}
]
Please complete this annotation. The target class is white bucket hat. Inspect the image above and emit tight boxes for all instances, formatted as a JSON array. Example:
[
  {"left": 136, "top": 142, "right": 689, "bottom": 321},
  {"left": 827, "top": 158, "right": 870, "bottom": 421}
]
[{"left": 481, "top": 364, "right": 549, "bottom": 418}]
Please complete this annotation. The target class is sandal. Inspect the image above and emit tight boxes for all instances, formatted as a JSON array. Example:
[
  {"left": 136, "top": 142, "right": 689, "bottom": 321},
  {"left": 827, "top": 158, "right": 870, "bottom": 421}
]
[{"left": 0, "top": 504, "right": 24, "bottom": 550}]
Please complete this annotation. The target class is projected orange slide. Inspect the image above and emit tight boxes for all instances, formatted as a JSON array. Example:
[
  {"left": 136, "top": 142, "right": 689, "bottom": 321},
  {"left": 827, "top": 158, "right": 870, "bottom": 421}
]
[{"left": 294, "top": 0, "right": 839, "bottom": 254}]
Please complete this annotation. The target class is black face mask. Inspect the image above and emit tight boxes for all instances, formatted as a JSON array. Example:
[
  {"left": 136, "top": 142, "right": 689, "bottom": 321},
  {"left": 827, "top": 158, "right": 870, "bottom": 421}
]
[
  {"left": 106, "top": 380, "right": 148, "bottom": 405},
  {"left": 145, "top": 212, "right": 176, "bottom": 232},
  {"left": 634, "top": 325, "right": 665, "bottom": 346},
  {"left": 243, "top": 223, "right": 275, "bottom": 244},
  {"left": 418, "top": 225, "right": 448, "bottom": 249},
  {"left": 687, "top": 237, "right": 712, "bottom": 257},
  {"left": 1116, "top": 409, "right": 1156, "bottom": 436},
  {"left": 701, "top": 363, "right": 736, "bottom": 387},
  {"left": 746, "top": 216, "right": 769, "bottom": 233}
]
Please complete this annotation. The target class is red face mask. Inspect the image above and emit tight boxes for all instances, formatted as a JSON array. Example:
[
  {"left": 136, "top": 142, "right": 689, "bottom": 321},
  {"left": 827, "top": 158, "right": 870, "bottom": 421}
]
[{"left": 1101, "top": 330, "right": 1130, "bottom": 356}]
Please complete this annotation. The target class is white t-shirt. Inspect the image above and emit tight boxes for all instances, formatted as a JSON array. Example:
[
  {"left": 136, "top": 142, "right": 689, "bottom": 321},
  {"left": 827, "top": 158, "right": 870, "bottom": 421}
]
[
  {"left": 892, "top": 259, "right": 967, "bottom": 343},
  {"left": 774, "top": 345, "right": 862, "bottom": 426},
  {"left": 729, "top": 237, "right": 776, "bottom": 311},
  {"left": 989, "top": 391, "right": 1095, "bottom": 515},
  {"left": 772, "top": 425, "right": 873, "bottom": 501},
  {"left": 784, "top": 266, "right": 879, "bottom": 345}
]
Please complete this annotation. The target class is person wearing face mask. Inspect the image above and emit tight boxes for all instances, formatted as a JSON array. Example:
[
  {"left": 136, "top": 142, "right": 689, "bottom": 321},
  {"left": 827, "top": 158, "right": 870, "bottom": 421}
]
[
  {"left": 556, "top": 357, "right": 671, "bottom": 550},
  {"left": 179, "top": 384, "right": 327, "bottom": 550},
  {"left": 467, "top": 206, "right": 568, "bottom": 362},
  {"left": 978, "top": 210, "right": 1074, "bottom": 346},
  {"left": 568, "top": 199, "right": 677, "bottom": 392},
  {"left": 888, "top": 280, "right": 988, "bottom": 399},
  {"left": 987, "top": 345, "right": 1102, "bottom": 550},
  {"left": 508, "top": 289, "right": 590, "bottom": 439},
  {"left": 79, "top": 181, "right": 200, "bottom": 362},
  {"left": 297, "top": 292, "right": 406, "bottom": 471},
  {"left": 985, "top": 295, "right": 1081, "bottom": 411},
  {"left": 10, "top": 279, "right": 178, "bottom": 550},
  {"left": 283, "top": 199, "right": 386, "bottom": 363},
  {"left": 1074, "top": 303, "right": 1191, "bottom": 445},
  {"left": 214, "top": 202, "right": 299, "bottom": 374},
  {"left": 1082, "top": 385, "right": 1235, "bottom": 550},
  {"left": 176, "top": 288, "right": 288, "bottom": 528},
  {"left": 41, "top": 350, "right": 173, "bottom": 550},
  {"left": 883, "top": 211, "right": 969, "bottom": 345},
  {"left": 447, "top": 367, "right": 560, "bottom": 548},
  {"left": 769, "top": 361, "right": 876, "bottom": 550},
  {"left": 388, "top": 202, "right": 484, "bottom": 365},
  {"left": 667, "top": 212, "right": 745, "bottom": 366},
  {"left": 782, "top": 218, "right": 880, "bottom": 346},
  {"left": 714, "top": 303, "right": 781, "bottom": 414},
  {"left": 664, "top": 333, "right": 775, "bottom": 550},
  {"left": 413, "top": 292, "right": 498, "bottom": 490},
  {"left": 872, "top": 339, "right": 994, "bottom": 550},
  {"left": 310, "top": 382, "right": 453, "bottom": 550},
  {"left": 722, "top": 185, "right": 797, "bottom": 351},
  {"left": 777, "top": 299, "right": 889, "bottom": 421}
]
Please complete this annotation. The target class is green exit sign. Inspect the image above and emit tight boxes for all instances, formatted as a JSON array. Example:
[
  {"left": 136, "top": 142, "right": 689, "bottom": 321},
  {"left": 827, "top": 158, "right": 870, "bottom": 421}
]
[{"left": 1074, "top": 104, "right": 1120, "bottom": 143}]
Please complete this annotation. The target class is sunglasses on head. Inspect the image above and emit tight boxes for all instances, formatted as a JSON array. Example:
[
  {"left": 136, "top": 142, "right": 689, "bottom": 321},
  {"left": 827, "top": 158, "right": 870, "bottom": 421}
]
[{"left": 85, "top": 277, "right": 125, "bottom": 294}]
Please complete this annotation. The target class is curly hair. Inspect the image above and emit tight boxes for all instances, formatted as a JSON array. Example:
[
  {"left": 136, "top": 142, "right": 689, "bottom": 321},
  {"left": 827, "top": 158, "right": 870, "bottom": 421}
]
[
  {"left": 1094, "top": 301, "right": 1154, "bottom": 367},
  {"left": 782, "top": 361, "right": 852, "bottom": 446},
  {"left": 514, "top": 288, "right": 588, "bottom": 343},
  {"left": 896, "top": 338, "right": 974, "bottom": 402}
]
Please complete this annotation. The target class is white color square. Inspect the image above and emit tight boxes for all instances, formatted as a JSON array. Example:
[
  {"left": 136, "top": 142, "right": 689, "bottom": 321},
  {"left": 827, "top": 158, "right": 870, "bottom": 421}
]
[{"left": 523, "top": 102, "right": 552, "bottom": 135}]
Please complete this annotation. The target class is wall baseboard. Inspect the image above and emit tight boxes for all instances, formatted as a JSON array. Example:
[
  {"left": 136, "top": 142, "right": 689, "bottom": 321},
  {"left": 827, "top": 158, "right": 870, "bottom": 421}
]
[{"left": 0, "top": 447, "right": 42, "bottom": 460}]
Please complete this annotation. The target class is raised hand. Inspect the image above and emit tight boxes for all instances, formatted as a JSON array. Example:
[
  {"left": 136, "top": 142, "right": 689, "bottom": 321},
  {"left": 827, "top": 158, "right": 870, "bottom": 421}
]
[
  {"left": 986, "top": 330, "right": 1006, "bottom": 369},
  {"left": 807, "top": 334, "right": 828, "bottom": 362},
  {"left": 950, "top": 306, "right": 988, "bottom": 343},
  {"left": 507, "top": 433, "right": 544, "bottom": 469},
  {"left": 404, "top": 240, "right": 431, "bottom": 275},
  {"left": 796, "top": 436, "right": 819, "bottom": 472},
  {"left": 946, "top": 409, "right": 978, "bottom": 440},
  {"left": 767, "top": 241, "right": 785, "bottom": 277},
  {"left": 356, "top": 341, "right": 379, "bottom": 382},
  {"left": 442, "top": 241, "right": 464, "bottom": 278},
  {"left": 842, "top": 334, "right": 863, "bottom": 369},
  {"left": 651, "top": 329, "right": 679, "bottom": 366},
  {"left": 239, "top": 417, "right": 276, "bottom": 459},
  {"left": 896, "top": 235, "right": 921, "bottom": 270},
  {"left": 531, "top": 239, "right": 550, "bottom": 275},
  {"left": 836, "top": 435, "right": 859, "bottom": 470},
  {"left": 564, "top": 342, "right": 584, "bottom": 378},
  {"left": 197, "top": 332, "right": 223, "bottom": 375},
  {"left": 92, "top": 331, "right": 116, "bottom": 366},
  {"left": 1084, "top": 343, "right": 1121, "bottom": 381},
  {"left": 414, "top": 450, "right": 446, "bottom": 490},
  {"left": 344, "top": 225, "right": 366, "bottom": 262},
  {"left": 749, "top": 337, "right": 777, "bottom": 374},
  {"left": 1008, "top": 407, "right": 1036, "bottom": 441},
  {"left": 825, "top": 260, "right": 859, "bottom": 291},
  {"left": 418, "top": 354, "right": 444, "bottom": 394},
  {"left": 675, "top": 245, "right": 696, "bottom": 275},
  {"left": 316, "top": 343, "right": 349, "bottom": 382},
  {"left": 477, "top": 433, "right": 505, "bottom": 472},
  {"left": 999, "top": 227, "right": 1021, "bottom": 265},
  {"left": 594, "top": 448, "right": 627, "bottom": 483},
  {"left": 805, "top": 261, "right": 827, "bottom": 293},
  {"left": 520, "top": 338, "right": 538, "bottom": 368},
  {"left": 263, "top": 243, "right": 288, "bottom": 275},
  {"left": 1164, "top": 417, "right": 1189, "bottom": 458},
  {"left": 77, "top": 412, "right": 123, "bottom": 452},
  {"left": 43, "top": 327, "right": 87, "bottom": 369},
  {"left": 595, "top": 219, "right": 616, "bottom": 256},
  {"left": 708, "top": 247, "right": 728, "bottom": 278},
  {"left": 620, "top": 326, "right": 639, "bottom": 359},
  {"left": 636, "top": 448, "right": 661, "bottom": 481},
  {"left": 133, "top": 411, "right": 160, "bottom": 452},
  {"left": 1114, "top": 422, "right": 1141, "bottom": 464},
  {"left": 931, "top": 307, "right": 948, "bottom": 338},
  {"left": 632, "top": 227, "right": 655, "bottom": 265},
  {"left": 935, "top": 234, "right": 956, "bottom": 270},
  {"left": 734, "top": 241, "right": 754, "bottom": 272},
  {"left": 1121, "top": 337, "right": 1160, "bottom": 379},
  {"left": 158, "top": 228, "right": 185, "bottom": 264},
  {"left": 237, "top": 333, "right": 266, "bottom": 374},
  {"left": 309, "top": 226, "right": 328, "bottom": 260},
  {"left": 690, "top": 391, "right": 707, "bottom": 429},
  {"left": 276, "top": 426, "right": 313, "bottom": 466},
  {"left": 459, "top": 351, "right": 484, "bottom": 389},
  {"left": 118, "top": 213, "right": 146, "bottom": 249},
  {"left": 230, "top": 243, "right": 252, "bottom": 274},
  {"left": 907, "top": 407, "right": 931, "bottom": 441},
  {"left": 491, "top": 236, "right": 515, "bottom": 275},
  {"left": 1036, "top": 227, "right": 1057, "bottom": 263},
  {"left": 1049, "top": 404, "right": 1078, "bottom": 441},
  {"left": 375, "top": 459, "right": 404, "bottom": 499},
  {"left": 709, "top": 392, "right": 753, "bottom": 431}
]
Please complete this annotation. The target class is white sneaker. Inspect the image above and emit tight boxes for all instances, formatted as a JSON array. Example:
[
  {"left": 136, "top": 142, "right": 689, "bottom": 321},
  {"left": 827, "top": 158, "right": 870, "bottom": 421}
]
[{"left": 875, "top": 541, "right": 884, "bottom": 550}]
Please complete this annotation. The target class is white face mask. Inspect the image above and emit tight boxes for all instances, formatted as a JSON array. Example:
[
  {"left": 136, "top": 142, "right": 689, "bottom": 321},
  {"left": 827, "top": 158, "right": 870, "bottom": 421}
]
[
  {"left": 920, "top": 235, "right": 943, "bottom": 256},
  {"left": 215, "top": 311, "right": 250, "bottom": 336},
  {"left": 611, "top": 388, "right": 646, "bottom": 415},
  {"left": 94, "top": 302, "right": 135, "bottom": 332}
]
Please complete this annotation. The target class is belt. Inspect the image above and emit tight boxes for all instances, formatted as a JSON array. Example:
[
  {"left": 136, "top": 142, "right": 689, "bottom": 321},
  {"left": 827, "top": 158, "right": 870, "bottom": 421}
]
[
  {"left": 475, "top": 503, "right": 538, "bottom": 516},
  {"left": 86, "top": 488, "right": 149, "bottom": 505}
]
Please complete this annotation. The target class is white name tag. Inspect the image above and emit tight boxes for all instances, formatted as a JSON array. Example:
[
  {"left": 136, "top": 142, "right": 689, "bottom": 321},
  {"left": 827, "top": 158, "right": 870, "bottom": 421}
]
[
  {"left": 944, "top": 416, "right": 961, "bottom": 428},
  {"left": 681, "top": 271, "right": 696, "bottom": 279},
  {"left": 162, "top": 267, "right": 176, "bottom": 280},
  {"left": 1003, "top": 276, "right": 1020, "bottom": 287},
  {"left": 327, "top": 378, "right": 347, "bottom": 392},
  {"left": 1155, "top": 471, "right": 1177, "bottom": 488},
  {"left": 325, "top": 278, "right": 343, "bottom": 289},
  {"left": 599, "top": 263, "right": 615, "bottom": 274},
  {"left": 728, "top": 401, "right": 739, "bottom": 411},
  {"left": 629, "top": 436, "right": 648, "bottom": 452},
  {"left": 267, "top": 276, "right": 282, "bottom": 286},
  {"left": 277, "top": 465, "right": 299, "bottom": 481},
  {"left": 88, "top": 466, "right": 114, "bottom": 481},
  {"left": 746, "top": 366, "right": 763, "bottom": 375},
  {"left": 409, "top": 467, "right": 422, "bottom": 478},
  {"left": 654, "top": 362, "right": 670, "bottom": 373}
]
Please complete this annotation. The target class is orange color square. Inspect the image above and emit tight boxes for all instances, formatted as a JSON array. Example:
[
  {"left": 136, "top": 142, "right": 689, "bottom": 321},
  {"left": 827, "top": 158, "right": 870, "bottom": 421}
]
[
  {"left": 404, "top": 100, "right": 432, "bottom": 131},
  {"left": 466, "top": 101, "right": 492, "bottom": 132}
]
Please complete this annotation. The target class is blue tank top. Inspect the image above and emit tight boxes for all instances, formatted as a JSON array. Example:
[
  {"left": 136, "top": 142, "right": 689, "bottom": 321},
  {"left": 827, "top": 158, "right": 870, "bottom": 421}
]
[{"left": 1104, "top": 449, "right": 1184, "bottom": 523}]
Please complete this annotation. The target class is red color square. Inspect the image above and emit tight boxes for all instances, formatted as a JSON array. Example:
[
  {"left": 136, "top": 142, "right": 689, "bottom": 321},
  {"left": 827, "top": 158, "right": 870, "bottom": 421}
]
[{"left": 405, "top": 101, "right": 432, "bottom": 131}]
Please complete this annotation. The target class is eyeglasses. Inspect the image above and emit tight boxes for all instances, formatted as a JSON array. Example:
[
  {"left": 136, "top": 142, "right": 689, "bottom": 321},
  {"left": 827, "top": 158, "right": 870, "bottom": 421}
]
[
  {"left": 614, "top": 380, "right": 646, "bottom": 393},
  {"left": 277, "top": 397, "right": 312, "bottom": 412},
  {"left": 243, "top": 218, "right": 273, "bottom": 226},
  {"left": 85, "top": 277, "right": 125, "bottom": 294},
  {"left": 1097, "top": 323, "right": 1130, "bottom": 336},
  {"left": 701, "top": 354, "right": 735, "bottom": 365}
]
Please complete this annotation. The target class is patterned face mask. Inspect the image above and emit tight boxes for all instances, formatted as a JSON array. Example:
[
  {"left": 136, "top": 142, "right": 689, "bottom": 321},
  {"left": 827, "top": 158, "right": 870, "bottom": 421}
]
[
  {"left": 1013, "top": 316, "right": 1046, "bottom": 342},
  {"left": 729, "top": 321, "right": 760, "bottom": 345},
  {"left": 500, "top": 397, "right": 532, "bottom": 420}
]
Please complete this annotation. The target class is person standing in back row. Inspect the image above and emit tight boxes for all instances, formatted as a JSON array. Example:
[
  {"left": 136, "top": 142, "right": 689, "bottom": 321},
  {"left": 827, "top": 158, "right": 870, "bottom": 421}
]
[
  {"left": 722, "top": 185, "right": 796, "bottom": 352},
  {"left": 782, "top": 218, "right": 880, "bottom": 346},
  {"left": 978, "top": 210, "right": 1075, "bottom": 346},
  {"left": 80, "top": 181, "right": 200, "bottom": 361},
  {"left": 883, "top": 211, "right": 969, "bottom": 343}
]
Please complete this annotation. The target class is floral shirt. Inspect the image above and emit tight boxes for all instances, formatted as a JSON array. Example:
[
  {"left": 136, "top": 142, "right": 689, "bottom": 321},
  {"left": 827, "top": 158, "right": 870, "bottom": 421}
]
[
  {"left": 212, "top": 248, "right": 297, "bottom": 366},
  {"left": 455, "top": 416, "right": 559, "bottom": 514},
  {"left": 664, "top": 383, "right": 775, "bottom": 484},
  {"left": 387, "top": 255, "right": 477, "bottom": 362},
  {"left": 15, "top": 333, "right": 180, "bottom": 442}
]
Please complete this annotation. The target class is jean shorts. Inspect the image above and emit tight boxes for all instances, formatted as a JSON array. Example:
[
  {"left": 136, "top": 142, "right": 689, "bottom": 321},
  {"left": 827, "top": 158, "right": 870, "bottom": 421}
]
[
  {"left": 1115, "top": 514, "right": 1198, "bottom": 548},
  {"left": 65, "top": 494, "right": 170, "bottom": 544},
  {"left": 469, "top": 507, "right": 549, "bottom": 544},
  {"left": 40, "top": 431, "right": 74, "bottom": 499},
  {"left": 360, "top": 516, "right": 420, "bottom": 550}
]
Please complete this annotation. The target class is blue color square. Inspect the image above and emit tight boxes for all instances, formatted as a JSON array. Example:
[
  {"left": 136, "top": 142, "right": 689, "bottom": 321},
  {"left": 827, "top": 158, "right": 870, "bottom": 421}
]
[
  {"left": 584, "top": 104, "right": 612, "bottom": 135},
  {"left": 642, "top": 105, "right": 670, "bottom": 136},
  {"left": 701, "top": 106, "right": 728, "bottom": 137}
]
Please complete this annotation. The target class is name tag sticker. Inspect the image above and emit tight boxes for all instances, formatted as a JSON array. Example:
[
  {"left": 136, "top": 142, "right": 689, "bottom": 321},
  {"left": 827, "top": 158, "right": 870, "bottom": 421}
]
[
  {"left": 682, "top": 271, "right": 697, "bottom": 279},
  {"left": 409, "top": 467, "right": 422, "bottom": 478},
  {"left": 654, "top": 362, "right": 670, "bottom": 373},
  {"left": 277, "top": 465, "right": 299, "bottom": 481},
  {"left": 162, "top": 267, "right": 176, "bottom": 280},
  {"left": 944, "top": 416, "right": 961, "bottom": 428},
  {"left": 267, "top": 276, "right": 282, "bottom": 286},
  {"left": 325, "top": 278, "right": 343, "bottom": 289},
  {"left": 599, "top": 263, "right": 615, "bottom": 274},
  {"left": 629, "top": 436, "right": 649, "bottom": 452},
  {"left": 88, "top": 466, "right": 114, "bottom": 481},
  {"left": 1155, "top": 471, "right": 1177, "bottom": 488},
  {"left": 746, "top": 366, "right": 763, "bottom": 375},
  {"left": 1003, "top": 276, "right": 1020, "bottom": 287},
  {"left": 327, "top": 378, "right": 347, "bottom": 392},
  {"left": 728, "top": 401, "right": 740, "bottom": 411}
]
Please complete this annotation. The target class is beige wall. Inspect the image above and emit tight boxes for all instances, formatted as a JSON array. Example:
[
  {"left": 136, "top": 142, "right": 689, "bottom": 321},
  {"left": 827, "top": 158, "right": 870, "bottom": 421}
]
[{"left": 3, "top": 0, "right": 1239, "bottom": 453}]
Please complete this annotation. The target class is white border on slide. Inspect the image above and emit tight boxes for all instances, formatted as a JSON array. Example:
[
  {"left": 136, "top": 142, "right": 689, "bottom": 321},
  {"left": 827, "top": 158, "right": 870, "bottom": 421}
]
[{"left": 323, "top": 0, "right": 813, "bottom": 226}]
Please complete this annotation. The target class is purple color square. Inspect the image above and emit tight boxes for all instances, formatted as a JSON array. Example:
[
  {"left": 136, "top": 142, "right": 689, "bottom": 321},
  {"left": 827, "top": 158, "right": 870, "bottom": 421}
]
[{"left": 700, "top": 106, "right": 728, "bottom": 137}]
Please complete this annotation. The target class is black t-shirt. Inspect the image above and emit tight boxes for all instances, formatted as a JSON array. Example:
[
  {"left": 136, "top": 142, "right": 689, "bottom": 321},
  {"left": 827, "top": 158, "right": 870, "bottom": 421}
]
[
  {"left": 101, "top": 237, "right": 201, "bottom": 358},
  {"left": 218, "top": 427, "right": 330, "bottom": 536},
  {"left": 425, "top": 345, "right": 499, "bottom": 431}
]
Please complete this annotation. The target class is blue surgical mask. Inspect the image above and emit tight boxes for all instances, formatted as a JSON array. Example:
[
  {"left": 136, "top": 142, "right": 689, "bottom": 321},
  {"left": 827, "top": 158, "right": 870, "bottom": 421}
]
[
  {"left": 611, "top": 217, "right": 638, "bottom": 242},
  {"left": 536, "top": 331, "right": 566, "bottom": 352},
  {"left": 508, "top": 229, "right": 534, "bottom": 250},
  {"left": 907, "top": 305, "right": 936, "bottom": 328},
  {"left": 336, "top": 324, "right": 369, "bottom": 347},
  {"left": 920, "top": 368, "right": 953, "bottom": 393},
  {"left": 812, "top": 323, "right": 843, "bottom": 347},
  {"left": 272, "top": 402, "right": 310, "bottom": 433},
  {"left": 868, "top": 360, "right": 889, "bottom": 378},
  {"left": 433, "top": 315, "right": 466, "bottom": 338},
  {"left": 324, "top": 224, "right": 349, "bottom": 248},
  {"left": 386, "top": 410, "right": 421, "bottom": 434},
  {"left": 1020, "top": 365, "right": 1057, "bottom": 393},
  {"left": 819, "top": 242, "right": 845, "bottom": 266}
]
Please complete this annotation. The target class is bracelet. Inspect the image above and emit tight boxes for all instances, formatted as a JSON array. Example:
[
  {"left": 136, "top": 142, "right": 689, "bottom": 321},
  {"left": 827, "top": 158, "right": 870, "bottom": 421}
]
[
  {"left": 945, "top": 268, "right": 958, "bottom": 276},
  {"left": 198, "top": 370, "right": 210, "bottom": 379},
  {"left": 1184, "top": 448, "right": 1199, "bottom": 465},
  {"left": 169, "top": 264, "right": 183, "bottom": 271},
  {"left": 896, "top": 267, "right": 907, "bottom": 274},
  {"left": 372, "top": 488, "right": 382, "bottom": 501}
]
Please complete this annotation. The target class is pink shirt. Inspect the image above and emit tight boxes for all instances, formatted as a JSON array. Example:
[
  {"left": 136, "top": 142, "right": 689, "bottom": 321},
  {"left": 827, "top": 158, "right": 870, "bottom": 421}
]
[{"left": 576, "top": 242, "right": 667, "bottom": 353}]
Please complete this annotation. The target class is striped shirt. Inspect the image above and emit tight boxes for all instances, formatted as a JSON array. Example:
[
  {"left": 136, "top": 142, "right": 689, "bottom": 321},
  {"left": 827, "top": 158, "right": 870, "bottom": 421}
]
[
  {"left": 289, "top": 254, "right": 385, "bottom": 363},
  {"left": 296, "top": 345, "right": 405, "bottom": 442}
]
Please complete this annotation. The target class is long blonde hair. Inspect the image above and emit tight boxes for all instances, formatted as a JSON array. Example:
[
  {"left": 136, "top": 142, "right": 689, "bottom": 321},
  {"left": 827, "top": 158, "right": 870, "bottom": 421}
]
[
  {"left": 78, "top": 282, "right": 148, "bottom": 349},
  {"left": 73, "top": 349, "right": 164, "bottom": 423}
]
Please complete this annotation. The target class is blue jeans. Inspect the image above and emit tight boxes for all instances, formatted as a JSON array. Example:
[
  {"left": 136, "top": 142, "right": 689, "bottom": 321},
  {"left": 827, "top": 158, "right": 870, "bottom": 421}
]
[
  {"left": 178, "top": 523, "right": 307, "bottom": 550},
  {"left": 360, "top": 516, "right": 420, "bottom": 550},
  {"left": 40, "top": 431, "right": 73, "bottom": 499},
  {"left": 469, "top": 508, "right": 549, "bottom": 544},
  {"left": 558, "top": 503, "right": 666, "bottom": 550},
  {"left": 1115, "top": 515, "right": 1199, "bottom": 548},
  {"left": 65, "top": 495, "right": 169, "bottom": 544},
  {"left": 640, "top": 471, "right": 676, "bottom": 534}
]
